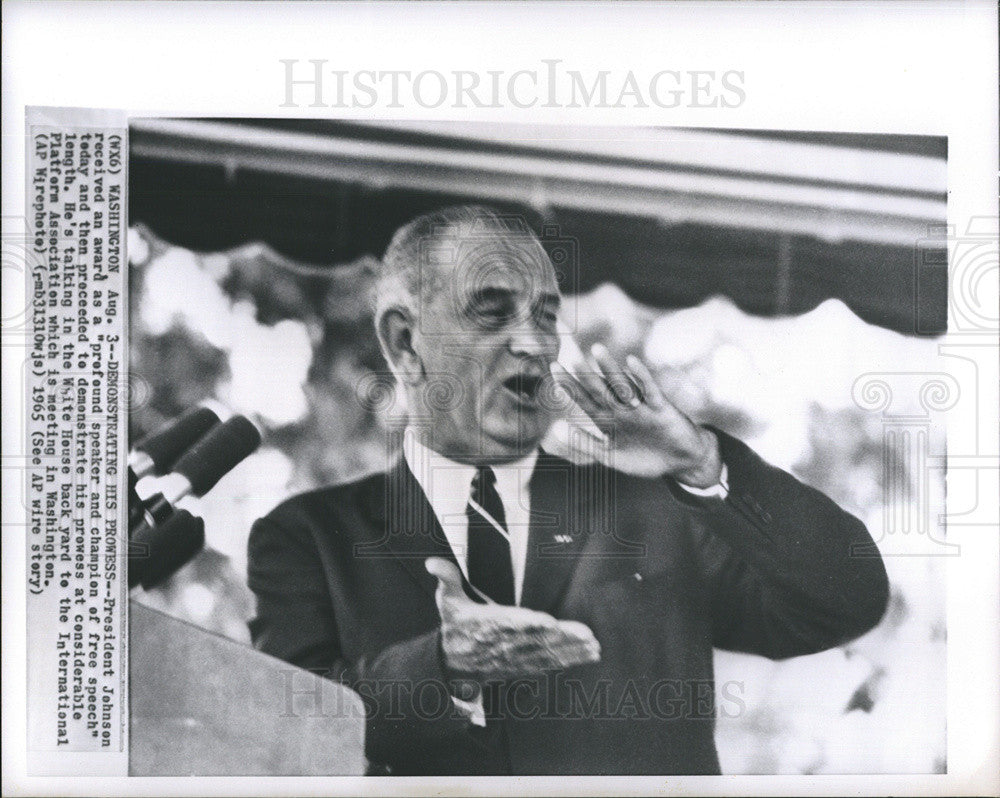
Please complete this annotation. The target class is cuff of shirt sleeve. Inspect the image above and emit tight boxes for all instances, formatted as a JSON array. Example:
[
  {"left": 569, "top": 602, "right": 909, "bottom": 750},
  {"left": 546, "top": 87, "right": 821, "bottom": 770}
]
[
  {"left": 451, "top": 691, "right": 487, "bottom": 727},
  {"left": 676, "top": 462, "right": 729, "bottom": 499}
]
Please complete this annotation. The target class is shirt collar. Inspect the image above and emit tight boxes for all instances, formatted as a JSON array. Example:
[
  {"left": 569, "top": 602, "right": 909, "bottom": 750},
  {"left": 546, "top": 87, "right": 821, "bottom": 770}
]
[{"left": 402, "top": 427, "right": 538, "bottom": 525}]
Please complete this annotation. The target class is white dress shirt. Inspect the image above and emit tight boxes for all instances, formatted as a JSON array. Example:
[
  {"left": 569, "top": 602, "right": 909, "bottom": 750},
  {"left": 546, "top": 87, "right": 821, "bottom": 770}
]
[{"left": 402, "top": 430, "right": 538, "bottom": 606}]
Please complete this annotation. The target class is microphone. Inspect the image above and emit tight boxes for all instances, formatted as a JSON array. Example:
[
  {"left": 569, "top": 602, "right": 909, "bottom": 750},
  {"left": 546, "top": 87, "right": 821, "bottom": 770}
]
[
  {"left": 129, "top": 405, "right": 223, "bottom": 480},
  {"left": 139, "top": 415, "right": 262, "bottom": 525},
  {"left": 128, "top": 414, "right": 262, "bottom": 591},
  {"left": 128, "top": 509, "right": 205, "bottom": 590}
]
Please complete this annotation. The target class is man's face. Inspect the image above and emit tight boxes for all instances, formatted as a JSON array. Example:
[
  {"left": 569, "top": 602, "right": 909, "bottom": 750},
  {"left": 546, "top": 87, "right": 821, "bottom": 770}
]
[{"left": 413, "top": 227, "right": 561, "bottom": 464}]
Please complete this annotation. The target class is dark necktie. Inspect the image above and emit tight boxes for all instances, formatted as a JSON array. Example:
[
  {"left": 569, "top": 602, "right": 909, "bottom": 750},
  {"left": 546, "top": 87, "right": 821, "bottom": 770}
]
[{"left": 466, "top": 466, "right": 515, "bottom": 606}]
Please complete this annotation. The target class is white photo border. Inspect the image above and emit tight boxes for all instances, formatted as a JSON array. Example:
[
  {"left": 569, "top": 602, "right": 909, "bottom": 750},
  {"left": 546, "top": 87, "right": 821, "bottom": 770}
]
[{"left": 2, "top": 1, "right": 997, "bottom": 795}]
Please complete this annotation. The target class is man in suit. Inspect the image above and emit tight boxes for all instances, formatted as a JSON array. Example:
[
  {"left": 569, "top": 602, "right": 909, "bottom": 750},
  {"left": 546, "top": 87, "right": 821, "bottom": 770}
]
[{"left": 248, "top": 205, "right": 889, "bottom": 775}]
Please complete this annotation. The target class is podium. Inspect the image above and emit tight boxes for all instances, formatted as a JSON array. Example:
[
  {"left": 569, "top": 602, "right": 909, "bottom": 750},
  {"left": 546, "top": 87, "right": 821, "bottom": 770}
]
[{"left": 129, "top": 600, "right": 366, "bottom": 775}]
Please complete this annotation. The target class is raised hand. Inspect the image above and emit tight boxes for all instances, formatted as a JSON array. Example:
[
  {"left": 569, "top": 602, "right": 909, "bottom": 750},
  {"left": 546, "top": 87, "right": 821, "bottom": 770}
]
[
  {"left": 426, "top": 557, "right": 601, "bottom": 680},
  {"left": 551, "top": 343, "right": 723, "bottom": 487}
]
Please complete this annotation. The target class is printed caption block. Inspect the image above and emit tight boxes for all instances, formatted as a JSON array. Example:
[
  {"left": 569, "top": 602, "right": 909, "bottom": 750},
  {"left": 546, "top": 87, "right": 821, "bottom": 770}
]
[{"left": 25, "top": 108, "right": 128, "bottom": 770}]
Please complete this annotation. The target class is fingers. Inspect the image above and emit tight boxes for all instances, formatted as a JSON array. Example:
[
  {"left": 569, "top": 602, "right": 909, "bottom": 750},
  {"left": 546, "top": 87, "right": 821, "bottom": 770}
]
[
  {"left": 446, "top": 606, "right": 602, "bottom": 678},
  {"left": 551, "top": 361, "right": 611, "bottom": 425},
  {"left": 509, "top": 621, "right": 601, "bottom": 668},
  {"left": 426, "top": 557, "right": 468, "bottom": 606},
  {"left": 547, "top": 621, "right": 602, "bottom": 667},
  {"left": 590, "top": 343, "right": 642, "bottom": 407},
  {"left": 562, "top": 342, "right": 659, "bottom": 413},
  {"left": 439, "top": 594, "right": 604, "bottom": 678},
  {"left": 572, "top": 355, "right": 621, "bottom": 410},
  {"left": 624, "top": 353, "right": 667, "bottom": 410},
  {"left": 480, "top": 620, "right": 601, "bottom": 677}
]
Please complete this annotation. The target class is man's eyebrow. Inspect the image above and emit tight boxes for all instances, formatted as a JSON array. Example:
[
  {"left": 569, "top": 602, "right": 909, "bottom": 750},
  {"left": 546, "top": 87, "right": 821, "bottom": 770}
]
[
  {"left": 531, "top": 292, "right": 561, "bottom": 314},
  {"left": 465, "top": 286, "right": 516, "bottom": 307},
  {"left": 463, "top": 287, "right": 561, "bottom": 313}
]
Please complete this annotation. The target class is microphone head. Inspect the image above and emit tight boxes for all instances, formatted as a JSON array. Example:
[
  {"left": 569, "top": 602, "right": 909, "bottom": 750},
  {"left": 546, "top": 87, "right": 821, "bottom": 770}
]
[
  {"left": 134, "top": 406, "right": 222, "bottom": 475},
  {"left": 171, "top": 415, "right": 262, "bottom": 497},
  {"left": 128, "top": 509, "right": 206, "bottom": 590}
]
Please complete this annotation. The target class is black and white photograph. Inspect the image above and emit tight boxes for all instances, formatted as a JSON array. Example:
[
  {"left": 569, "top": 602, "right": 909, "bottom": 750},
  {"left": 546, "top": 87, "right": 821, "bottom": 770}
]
[
  {"left": 125, "top": 119, "right": 948, "bottom": 776},
  {"left": 3, "top": 2, "right": 997, "bottom": 796}
]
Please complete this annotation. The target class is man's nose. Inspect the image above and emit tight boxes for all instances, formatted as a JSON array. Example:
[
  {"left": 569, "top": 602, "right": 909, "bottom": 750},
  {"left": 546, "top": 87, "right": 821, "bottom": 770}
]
[{"left": 508, "top": 326, "right": 558, "bottom": 358}]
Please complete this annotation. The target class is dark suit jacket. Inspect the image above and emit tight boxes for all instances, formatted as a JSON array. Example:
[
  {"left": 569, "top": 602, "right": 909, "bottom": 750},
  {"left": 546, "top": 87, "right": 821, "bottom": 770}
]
[{"left": 247, "top": 429, "right": 889, "bottom": 775}]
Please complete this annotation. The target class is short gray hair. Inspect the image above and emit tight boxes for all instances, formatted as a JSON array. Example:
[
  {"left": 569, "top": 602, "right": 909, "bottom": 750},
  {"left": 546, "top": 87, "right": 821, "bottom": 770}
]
[{"left": 374, "top": 205, "right": 544, "bottom": 317}]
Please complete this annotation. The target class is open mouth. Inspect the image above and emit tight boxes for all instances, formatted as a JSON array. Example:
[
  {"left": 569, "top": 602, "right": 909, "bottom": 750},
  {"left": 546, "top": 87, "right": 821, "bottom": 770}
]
[{"left": 502, "top": 373, "right": 544, "bottom": 405}]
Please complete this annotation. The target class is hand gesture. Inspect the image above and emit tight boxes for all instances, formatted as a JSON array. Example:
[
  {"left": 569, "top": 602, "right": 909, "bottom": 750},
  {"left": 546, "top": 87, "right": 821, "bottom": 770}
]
[
  {"left": 551, "top": 344, "right": 722, "bottom": 487},
  {"left": 426, "top": 558, "right": 600, "bottom": 680}
]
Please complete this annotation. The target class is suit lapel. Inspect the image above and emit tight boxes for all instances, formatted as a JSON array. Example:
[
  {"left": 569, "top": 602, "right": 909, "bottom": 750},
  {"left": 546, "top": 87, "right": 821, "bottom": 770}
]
[
  {"left": 361, "top": 450, "right": 601, "bottom": 611},
  {"left": 359, "top": 455, "right": 461, "bottom": 599},
  {"left": 520, "top": 450, "right": 593, "bottom": 613}
]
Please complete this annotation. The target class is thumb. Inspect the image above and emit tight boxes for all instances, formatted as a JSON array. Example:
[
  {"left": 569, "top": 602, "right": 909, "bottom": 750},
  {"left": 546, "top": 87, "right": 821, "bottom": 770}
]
[{"left": 425, "top": 557, "right": 467, "bottom": 605}]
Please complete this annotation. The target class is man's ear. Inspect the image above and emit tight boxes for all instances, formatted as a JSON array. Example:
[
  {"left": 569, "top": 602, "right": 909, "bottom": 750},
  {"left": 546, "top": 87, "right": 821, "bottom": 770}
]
[{"left": 377, "top": 306, "right": 424, "bottom": 386}]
